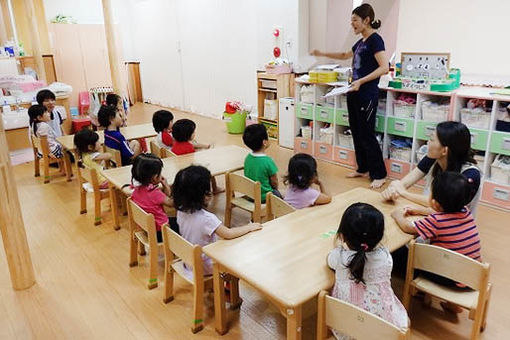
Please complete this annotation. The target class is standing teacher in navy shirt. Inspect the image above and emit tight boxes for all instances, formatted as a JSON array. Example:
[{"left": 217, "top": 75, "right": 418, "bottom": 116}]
[{"left": 312, "top": 3, "right": 389, "bottom": 189}]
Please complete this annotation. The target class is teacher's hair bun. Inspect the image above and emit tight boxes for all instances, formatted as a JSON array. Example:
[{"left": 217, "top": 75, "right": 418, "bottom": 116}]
[{"left": 371, "top": 19, "right": 381, "bottom": 29}]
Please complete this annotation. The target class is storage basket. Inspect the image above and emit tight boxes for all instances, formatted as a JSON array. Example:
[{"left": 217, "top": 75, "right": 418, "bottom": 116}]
[
  {"left": 390, "top": 147, "right": 412, "bottom": 162},
  {"left": 393, "top": 100, "right": 415, "bottom": 118},
  {"left": 460, "top": 107, "right": 491, "bottom": 129},
  {"left": 301, "top": 126, "right": 312, "bottom": 140},
  {"left": 319, "top": 127, "right": 334, "bottom": 144},
  {"left": 338, "top": 133, "right": 354, "bottom": 149},
  {"left": 421, "top": 101, "right": 449, "bottom": 122},
  {"left": 491, "top": 154, "right": 510, "bottom": 185}
]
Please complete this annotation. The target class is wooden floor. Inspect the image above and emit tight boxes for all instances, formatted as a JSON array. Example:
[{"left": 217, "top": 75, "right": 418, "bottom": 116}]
[{"left": 1, "top": 103, "right": 509, "bottom": 339}]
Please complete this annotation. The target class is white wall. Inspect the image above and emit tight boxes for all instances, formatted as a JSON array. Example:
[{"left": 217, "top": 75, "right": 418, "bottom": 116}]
[
  {"left": 115, "top": 0, "right": 308, "bottom": 118},
  {"left": 396, "top": 0, "right": 510, "bottom": 77},
  {"left": 43, "top": 0, "right": 104, "bottom": 24}
]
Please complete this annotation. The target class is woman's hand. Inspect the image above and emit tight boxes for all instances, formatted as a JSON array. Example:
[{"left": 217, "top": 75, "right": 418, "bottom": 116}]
[
  {"left": 382, "top": 180, "right": 404, "bottom": 201},
  {"left": 310, "top": 49, "right": 323, "bottom": 57},
  {"left": 348, "top": 79, "right": 362, "bottom": 92}
]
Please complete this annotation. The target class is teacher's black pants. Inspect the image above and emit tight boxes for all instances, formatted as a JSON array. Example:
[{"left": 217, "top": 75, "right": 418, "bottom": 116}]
[{"left": 347, "top": 90, "right": 387, "bottom": 180}]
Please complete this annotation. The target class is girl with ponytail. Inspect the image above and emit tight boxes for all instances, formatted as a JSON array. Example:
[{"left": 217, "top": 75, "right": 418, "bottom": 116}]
[
  {"left": 283, "top": 153, "right": 331, "bottom": 209},
  {"left": 327, "top": 203, "right": 408, "bottom": 338}
]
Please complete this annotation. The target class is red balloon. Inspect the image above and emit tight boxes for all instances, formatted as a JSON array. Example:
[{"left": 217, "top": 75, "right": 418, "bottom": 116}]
[{"left": 273, "top": 47, "right": 281, "bottom": 58}]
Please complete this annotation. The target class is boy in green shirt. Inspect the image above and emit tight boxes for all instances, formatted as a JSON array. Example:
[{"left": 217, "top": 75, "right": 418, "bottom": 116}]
[{"left": 242, "top": 124, "right": 281, "bottom": 202}]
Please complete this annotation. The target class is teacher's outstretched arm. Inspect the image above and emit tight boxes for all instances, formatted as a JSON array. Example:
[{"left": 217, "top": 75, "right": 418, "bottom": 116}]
[
  {"left": 310, "top": 49, "right": 353, "bottom": 60},
  {"left": 349, "top": 51, "right": 389, "bottom": 92}
]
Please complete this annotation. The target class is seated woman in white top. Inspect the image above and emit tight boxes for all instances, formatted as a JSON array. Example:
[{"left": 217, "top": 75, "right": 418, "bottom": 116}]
[{"left": 382, "top": 121, "right": 481, "bottom": 215}]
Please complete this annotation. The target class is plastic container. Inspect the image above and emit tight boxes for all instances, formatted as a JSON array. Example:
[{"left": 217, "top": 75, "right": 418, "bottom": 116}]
[
  {"left": 393, "top": 100, "right": 415, "bottom": 118},
  {"left": 223, "top": 111, "right": 247, "bottom": 134},
  {"left": 460, "top": 108, "right": 491, "bottom": 129},
  {"left": 421, "top": 101, "right": 449, "bottom": 122},
  {"left": 301, "top": 126, "right": 312, "bottom": 140},
  {"left": 491, "top": 154, "right": 510, "bottom": 185},
  {"left": 264, "top": 99, "right": 278, "bottom": 120}
]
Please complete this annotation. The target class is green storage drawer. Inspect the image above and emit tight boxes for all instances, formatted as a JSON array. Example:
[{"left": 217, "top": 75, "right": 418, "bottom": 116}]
[
  {"left": 469, "top": 128, "right": 489, "bottom": 151},
  {"left": 387, "top": 117, "right": 414, "bottom": 138},
  {"left": 416, "top": 121, "right": 438, "bottom": 140},
  {"left": 375, "top": 114, "right": 386, "bottom": 133},
  {"left": 315, "top": 105, "right": 334, "bottom": 123},
  {"left": 296, "top": 103, "right": 313, "bottom": 120},
  {"left": 335, "top": 109, "right": 350, "bottom": 126},
  {"left": 489, "top": 131, "right": 510, "bottom": 156}
]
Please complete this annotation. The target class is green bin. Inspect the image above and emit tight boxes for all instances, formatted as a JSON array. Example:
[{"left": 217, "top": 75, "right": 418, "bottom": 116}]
[{"left": 223, "top": 111, "right": 247, "bottom": 134}]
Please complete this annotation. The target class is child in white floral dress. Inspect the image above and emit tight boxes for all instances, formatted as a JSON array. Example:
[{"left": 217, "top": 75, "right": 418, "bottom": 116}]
[{"left": 327, "top": 202, "right": 409, "bottom": 339}]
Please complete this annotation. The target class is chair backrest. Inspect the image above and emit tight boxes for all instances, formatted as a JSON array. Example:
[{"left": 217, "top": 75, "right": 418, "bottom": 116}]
[
  {"left": 127, "top": 197, "right": 156, "bottom": 235},
  {"left": 318, "top": 291, "right": 409, "bottom": 340},
  {"left": 31, "top": 135, "right": 50, "bottom": 157},
  {"left": 149, "top": 140, "right": 176, "bottom": 158},
  {"left": 103, "top": 145, "right": 122, "bottom": 168},
  {"left": 77, "top": 161, "right": 100, "bottom": 190},
  {"left": 409, "top": 240, "right": 490, "bottom": 291},
  {"left": 266, "top": 192, "right": 295, "bottom": 220},
  {"left": 227, "top": 172, "right": 261, "bottom": 202},
  {"left": 162, "top": 225, "right": 204, "bottom": 279}
]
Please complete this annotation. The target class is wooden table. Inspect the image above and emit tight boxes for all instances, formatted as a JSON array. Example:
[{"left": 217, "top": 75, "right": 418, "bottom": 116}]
[
  {"left": 57, "top": 123, "right": 157, "bottom": 178},
  {"left": 203, "top": 187, "right": 415, "bottom": 340},
  {"left": 102, "top": 145, "right": 249, "bottom": 230}
]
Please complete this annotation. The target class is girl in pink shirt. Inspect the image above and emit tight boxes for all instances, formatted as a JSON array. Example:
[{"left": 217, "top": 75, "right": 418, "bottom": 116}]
[
  {"left": 130, "top": 154, "right": 176, "bottom": 242},
  {"left": 283, "top": 153, "right": 331, "bottom": 209}
]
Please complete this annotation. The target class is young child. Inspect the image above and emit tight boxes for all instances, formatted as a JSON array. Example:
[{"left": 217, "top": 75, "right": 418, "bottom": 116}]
[
  {"left": 152, "top": 110, "right": 174, "bottom": 150},
  {"left": 242, "top": 124, "right": 280, "bottom": 202},
  {"left": 130, "top": 153, "right": 176, "bottom": 242},
  {"left": 36, "top": 89, "right": 66, "bottom": 138},
  {"left": 98, "top": 104, "right": 141, "bottom": 166},
  {"left": 73, "top": 128, "right": 112, "bottom": 189},
  {"left": 391, "top": 171, "right": 482, "bottom": 313},
  {"left": 171, "top": 118, "right": 210, "bottom": 155},
  {"left": 328, "top": 203, "right": 409, "bottom": 338},
  {"left": 106, "top": 93, "right": 127, "bottom": 126},
  {"left": 28, "top": 104, "right": 64, "bottom": 159},
  {"left": 283, "top": 153, "right": 331, "bottom": 209},
  {"left": 172, "top": 165, "right": 261, "bottom": 278}
]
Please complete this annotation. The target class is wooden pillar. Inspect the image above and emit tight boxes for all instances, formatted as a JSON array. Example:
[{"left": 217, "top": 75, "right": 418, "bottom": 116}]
[
  {"left": 0, "top": 115, "right": 36, "bottom": 290},
  {"left": 23, "top": 0, "right": 46, "bottom": 81},
  {"left": 0, "top": 1, "right": 8, "bottom": 44},
  {"left": 102, "top": 0, "right": 124, "bottom": 95}
]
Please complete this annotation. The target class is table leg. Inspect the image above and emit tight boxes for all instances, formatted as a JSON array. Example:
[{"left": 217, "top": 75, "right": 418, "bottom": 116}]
[
  {"left": 109, "top": 182, "right": 120, "bottom": 230},
  {"left": 213, "top": 262, "right": 227, "bottom": 335},
  {"left": 229, "top": 276, "right": 242, "bottom": 310},
  {"left": 286, "top": 305, "right": 302, "bottom": 340}
]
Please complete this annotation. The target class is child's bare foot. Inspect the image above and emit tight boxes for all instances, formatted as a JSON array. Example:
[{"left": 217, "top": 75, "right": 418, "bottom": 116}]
[
  {"left": 346, "top": 171, "right": 369, "bottom": 178},
  {"left": 213, "top": 186, "right": 225, "bottom": 194},
  {"left": 370, "top": 178, "right": 386, "bottom": 189},
  {"left": 440, "top": 301, "right": 463, "bottom": 314}
]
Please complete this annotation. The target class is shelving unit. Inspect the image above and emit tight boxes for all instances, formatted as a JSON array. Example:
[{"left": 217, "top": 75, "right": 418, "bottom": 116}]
[
  {"left": 293, "top": 81, "right": 510, "bottom": 211},
  {"left": 257, "top": 72, "right": 294, "bottom": 141}
]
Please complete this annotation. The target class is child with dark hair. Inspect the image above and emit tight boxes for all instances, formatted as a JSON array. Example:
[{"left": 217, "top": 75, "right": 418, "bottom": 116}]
[
  {"left": 391, "top": 171, "right": 482, "bottom": 313},
  {"left": 36, "top": 89, "right": 66, "bottom": 138},
  {"left": 105, "top": 93, "right": 127, "bottom": 126},
  {"left": 98, "top": 104, "right": 141, "bottom": 165},
  {"left": 74, "top": 128, "right": 112, "bottom": 188},
  {"left": 283, "top": 153, "right": 331, "bottom": 209},
  {"left": 28, "top": 104, "right": 64, "bottom": 159},
  {"left": 130, "top": 153, "right": 177, "bottom": 241},
  {"left": 328, "top": 203, "right": 408, "bottom": 338},
  {"left": 171, "top": 118, "right": 210, "bottom": 155},
  {"left": 172, "top": 165, "right": 261, "bottom": 278},
  {"left": 242, "top": 124, "right": 280, "bottom": 202},
  {"left": 152, "top": 110, "right": 174, "bottom": 150}
]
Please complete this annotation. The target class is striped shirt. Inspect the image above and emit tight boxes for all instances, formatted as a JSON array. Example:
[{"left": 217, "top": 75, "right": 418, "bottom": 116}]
[{"left": 414, "top": 208, "right": 482, "bottom": 261}]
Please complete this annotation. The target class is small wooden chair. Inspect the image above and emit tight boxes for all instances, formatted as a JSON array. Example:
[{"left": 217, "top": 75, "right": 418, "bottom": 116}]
[
  {"left": 149, "top": 140, "right": 176, "bottom": 158},
  {"left": 224, "top": 172, "right": 266, "bottom": 227},
  {"left": 127, "top": 197, "right": 164, "bottom": 289},
  {"left": 317, "top": 290, "right": 410, "bottom": 340},
  {"left": 266, "top": 192, "right": 295, "bottom": 220},
  {"left": 103, "top": 145, "right": 122, "bottom": 168},
  {"left": 76, "top": 162, "right": 110, "bottom": 225},
  {"left": 403, "top": 240, "right": 492, "bottom": 340},
  {"left": 31, "top": 135, "right": 70, "bottom": 183},
  {"left": 162, "top": 225, "right": 213, "bottom": 333}
]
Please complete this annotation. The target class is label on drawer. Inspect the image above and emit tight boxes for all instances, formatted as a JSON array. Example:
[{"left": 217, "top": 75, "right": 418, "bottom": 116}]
[
  {"left": 338, "top": 150, "right": 348, "bottom": 159},
  {"left": 320, "top": 110, "right": 329, "bottom": 119},
  {"left": 470, "top": 132, "right": 478, "bottom": 145},
  {"left": 425, "top": 125, "right": 435, "bottom": 137},
  {"left": 493, "top": 187, "right": 510, "bottom": 201},
  {"left": 503, "top": 137, "right": 510, "bottom": 151},
  {"left": 342, "top": 113, "right": 349, "bottom": 121},
  {"left": 390, "top": 162, "right": 402, "bottom": 173},
  {"left": 319, "top": 145, "right": 328, "bottom": 154},
  {"left": 301, "top": 107, "right": 308, "bottom": 115},
  {"left": 394, "top": 121, "right": 407, "bottom": 132},
  {"left": 300, "top": 141, "right": 308, "bottom": 148}
]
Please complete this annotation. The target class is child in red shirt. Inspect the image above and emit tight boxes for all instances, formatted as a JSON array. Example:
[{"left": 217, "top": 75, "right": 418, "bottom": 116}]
[{"left": 152, "top": 110, "right": 174, "bottom": 149}]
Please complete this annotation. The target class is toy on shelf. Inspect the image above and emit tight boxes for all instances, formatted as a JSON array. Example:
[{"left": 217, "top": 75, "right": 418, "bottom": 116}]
[{"left": 388, "top": 52, "right": 460, "bottom": 92}]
